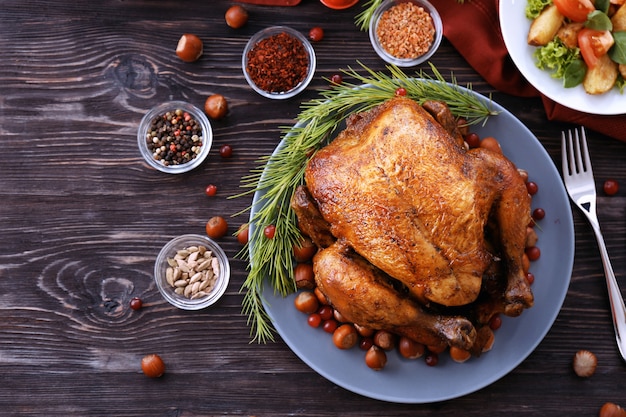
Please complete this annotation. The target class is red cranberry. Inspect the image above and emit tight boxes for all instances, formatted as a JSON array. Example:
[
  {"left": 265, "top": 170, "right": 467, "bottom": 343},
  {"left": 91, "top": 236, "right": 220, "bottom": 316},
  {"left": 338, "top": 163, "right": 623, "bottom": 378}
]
[{"left": 130, "top": 297, "right": 143, "bottom": 311}]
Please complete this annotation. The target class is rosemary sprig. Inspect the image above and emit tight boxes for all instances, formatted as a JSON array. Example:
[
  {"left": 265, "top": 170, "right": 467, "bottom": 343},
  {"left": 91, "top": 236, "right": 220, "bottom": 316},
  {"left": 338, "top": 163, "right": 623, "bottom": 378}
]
[{"left": 236, "top": 62, "right": 498, "bottom": 343}]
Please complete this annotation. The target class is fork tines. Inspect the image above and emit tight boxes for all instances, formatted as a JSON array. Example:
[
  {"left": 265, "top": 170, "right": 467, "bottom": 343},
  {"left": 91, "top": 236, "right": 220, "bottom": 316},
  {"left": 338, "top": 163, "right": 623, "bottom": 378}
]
[{"left": 562, "top": 127, "right": 592, "bottom": 176}]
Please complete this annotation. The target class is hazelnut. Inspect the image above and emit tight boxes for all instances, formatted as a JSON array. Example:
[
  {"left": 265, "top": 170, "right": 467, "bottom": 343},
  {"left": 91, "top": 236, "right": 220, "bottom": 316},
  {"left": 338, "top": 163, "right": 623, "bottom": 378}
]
[
  {"left": 373, "top": 329, "right": 396, "bottom": 351},
  {"left": 332, "top": 324, "right": 358, "bottom": 350},
  {"left": 141, "top": 354, "right": 165, "bottom": 378},
  {"left": 294, "top": 263, "right": 315, "bottom": 290},
  {"left": 600, "top": 403, "right": 626, "bottom": 417},
  {"left": 449, "top": 346, "right": 471, "bottom": 363},
  {"left": 364, "top": 345, "right": 387, "bottom": 371},
  {"left": 204, "top": 94, "right": 228, "bottom": 120},
  {"left": 572, "top": 349, "right": 597, "bottom": 377},
  {"left": 176, "top": 34, "right": 203, "bottom": 62},
  {"left": 225, "top": 5, "right": 248, "bottom": 29}
]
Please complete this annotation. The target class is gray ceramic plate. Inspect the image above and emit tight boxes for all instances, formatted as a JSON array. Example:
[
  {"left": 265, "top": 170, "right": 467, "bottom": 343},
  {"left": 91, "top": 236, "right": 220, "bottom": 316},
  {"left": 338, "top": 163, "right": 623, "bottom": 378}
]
[{"left": 250, "top": 86, "right": 574, "bottom": 403}]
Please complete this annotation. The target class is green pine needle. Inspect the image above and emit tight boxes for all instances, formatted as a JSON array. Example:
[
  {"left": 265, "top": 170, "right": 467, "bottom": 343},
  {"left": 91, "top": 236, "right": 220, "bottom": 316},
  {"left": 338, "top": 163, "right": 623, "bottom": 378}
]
[
  {"left": 234, "top": 62, "right": 498, "bottom": 344},
  {"left": 355, "top": 0, "right": 385, "bottom": 31}
]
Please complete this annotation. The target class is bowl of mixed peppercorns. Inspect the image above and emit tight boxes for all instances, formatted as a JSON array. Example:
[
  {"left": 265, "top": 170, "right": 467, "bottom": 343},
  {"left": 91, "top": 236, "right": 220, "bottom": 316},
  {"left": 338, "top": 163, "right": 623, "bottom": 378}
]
[
  {"left": 242, "top": 26, "right": 316, "bottom": 99},
  {"left": 137, "top": 101, "right": 213, "bottom": 174},
  {"left": 369, "top": 0, "right": 443, "bottom": 67}
]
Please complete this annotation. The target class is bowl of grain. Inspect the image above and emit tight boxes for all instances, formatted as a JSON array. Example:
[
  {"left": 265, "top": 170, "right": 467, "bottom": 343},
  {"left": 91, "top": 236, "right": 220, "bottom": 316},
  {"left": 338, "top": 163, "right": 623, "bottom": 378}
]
[
  {"left": 242, "top": 26, "right": 316, "bottom": 99},
  {"left": 369, "top": 0, "right": 443, "bottom": 67},
  {"left": 154, "top": 234, "right": 230, "bottom": 310},
  {"left": 137, "top": 101, "right": 212, "bottom": 174}
]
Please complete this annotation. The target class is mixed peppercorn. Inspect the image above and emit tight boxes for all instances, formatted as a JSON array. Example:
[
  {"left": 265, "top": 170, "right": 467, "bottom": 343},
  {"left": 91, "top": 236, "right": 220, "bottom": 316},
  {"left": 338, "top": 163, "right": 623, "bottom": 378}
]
[{"left": 145, "top": 109, "right": 204, "bottom": 167}]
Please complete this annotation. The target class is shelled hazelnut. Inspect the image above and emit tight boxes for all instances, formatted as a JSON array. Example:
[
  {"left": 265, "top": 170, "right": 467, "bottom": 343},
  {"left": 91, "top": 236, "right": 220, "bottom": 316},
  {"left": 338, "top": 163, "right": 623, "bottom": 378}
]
[{"left": 572, "top": 349, "right": 597, "bottom": 377}]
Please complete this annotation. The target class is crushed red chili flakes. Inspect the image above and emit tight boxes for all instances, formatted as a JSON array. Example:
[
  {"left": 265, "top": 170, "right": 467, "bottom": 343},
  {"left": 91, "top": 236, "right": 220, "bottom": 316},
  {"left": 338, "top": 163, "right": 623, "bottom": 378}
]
[
  {"left": 246, "top": 31, "right": 309, "bottom": 93},
  {"left": 376, "top": 2, "right": 435, "bottom": 60}
]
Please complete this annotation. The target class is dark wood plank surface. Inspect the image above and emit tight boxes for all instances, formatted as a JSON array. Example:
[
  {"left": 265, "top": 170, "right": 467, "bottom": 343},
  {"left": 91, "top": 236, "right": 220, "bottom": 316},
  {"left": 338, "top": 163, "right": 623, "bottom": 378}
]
[{"left": 1, "top": 0, "right": 625, "bottom": 415}]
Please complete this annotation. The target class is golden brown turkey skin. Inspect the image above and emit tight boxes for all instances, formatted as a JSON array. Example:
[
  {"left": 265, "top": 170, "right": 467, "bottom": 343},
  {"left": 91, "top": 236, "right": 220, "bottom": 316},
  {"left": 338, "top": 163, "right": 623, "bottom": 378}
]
[
  {"left": 314, "top": 241, "right": 477, "bottom": 350},
  {"left": 304, "top": 97, "right": 533, "bottom": 312}
]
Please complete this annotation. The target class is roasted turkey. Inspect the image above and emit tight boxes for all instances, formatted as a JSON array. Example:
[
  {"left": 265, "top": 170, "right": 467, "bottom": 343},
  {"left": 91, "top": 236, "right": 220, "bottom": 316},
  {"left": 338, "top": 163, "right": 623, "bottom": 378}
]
[{"left": 291, "top": 96, "right": 534, "bottom": 353}]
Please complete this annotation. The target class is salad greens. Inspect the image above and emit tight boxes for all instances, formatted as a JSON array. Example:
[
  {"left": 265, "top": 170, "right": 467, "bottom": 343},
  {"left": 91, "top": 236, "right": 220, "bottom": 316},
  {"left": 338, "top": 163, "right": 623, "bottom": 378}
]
[
  {"left": 586, "top": 9, "right": 612, "bottom": 30},
  {"left": 527, "top": 0, "right": 626, "bottom": 91},
  {"left": 526, "top": 0, "right": 552, "bottom": 19},
  {"left": 534, "top": 37, "right": 581, "bottom": 80},
  {"left": 610, "top": 32, "right": 626, "bottom": 64}
]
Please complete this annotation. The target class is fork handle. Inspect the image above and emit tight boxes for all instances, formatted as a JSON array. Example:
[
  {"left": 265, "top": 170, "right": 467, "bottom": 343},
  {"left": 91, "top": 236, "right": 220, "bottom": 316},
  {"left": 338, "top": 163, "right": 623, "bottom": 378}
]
[{"left": 589, "top": 222, "right": 626, "bottom": 361}]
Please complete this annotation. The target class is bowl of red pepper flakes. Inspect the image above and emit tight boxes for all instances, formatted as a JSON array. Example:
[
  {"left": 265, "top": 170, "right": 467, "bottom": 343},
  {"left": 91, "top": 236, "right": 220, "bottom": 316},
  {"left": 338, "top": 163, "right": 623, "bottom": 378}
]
[
  {"left": 369, "top": 0, "right": 443, "bottom": 67},
  {"left": 242, "top": 26, "right": 316, "bottom": 99},
  {"left": 137, "top": 101, "right": 213, "bottom": 174}
]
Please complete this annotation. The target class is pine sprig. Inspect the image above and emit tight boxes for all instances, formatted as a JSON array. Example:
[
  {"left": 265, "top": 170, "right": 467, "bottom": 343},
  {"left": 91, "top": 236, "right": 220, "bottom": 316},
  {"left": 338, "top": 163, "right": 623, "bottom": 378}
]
[
  {"left": 235, "top": 62, "right": 497, "bottom": 344},
  {"left": 355, "top": 0, "right": 385, "bottom": 31}
]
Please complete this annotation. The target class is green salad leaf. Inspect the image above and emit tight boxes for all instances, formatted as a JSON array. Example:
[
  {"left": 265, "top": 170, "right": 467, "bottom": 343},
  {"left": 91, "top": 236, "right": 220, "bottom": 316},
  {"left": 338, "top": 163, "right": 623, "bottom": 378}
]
[
  {"left": 534, "top": 38, "right": 581, "bottom": 79},
  {"left": 525, "top": 0, "right": 551, "bottom": 19},
  {"left": 609, "top": 31, "right": 626, "bottom": 64},
  {"left": 586, "top": 10, "right": 613, "bottom": 31},
  {"left": 595, "top": 0, "right": 610, "bottom": 14},
  {"left": 562, "top": 59, "right": 587, "bottom": 87}
]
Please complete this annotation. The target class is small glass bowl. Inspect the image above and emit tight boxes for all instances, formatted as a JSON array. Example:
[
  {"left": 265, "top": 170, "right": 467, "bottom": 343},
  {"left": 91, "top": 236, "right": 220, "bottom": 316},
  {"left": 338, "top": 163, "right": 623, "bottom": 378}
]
[
  {"left": 242, "top": 26, "right": 316, "bottom": 100},
  {"left": 369, "top": 0, "right": 443, "bottom": 67},
  {"left": 154, "top": 234, "right": 230, "bottom": 310},
  {"left": 137, "top": 101, "right": 212, "bottom": 174}
]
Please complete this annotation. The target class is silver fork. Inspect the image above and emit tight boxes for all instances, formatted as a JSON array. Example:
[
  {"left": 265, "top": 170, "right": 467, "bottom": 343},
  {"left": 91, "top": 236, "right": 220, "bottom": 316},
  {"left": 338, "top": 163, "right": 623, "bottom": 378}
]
[{"left": 562, "top": 127, "right": 626, "bottom": 361}]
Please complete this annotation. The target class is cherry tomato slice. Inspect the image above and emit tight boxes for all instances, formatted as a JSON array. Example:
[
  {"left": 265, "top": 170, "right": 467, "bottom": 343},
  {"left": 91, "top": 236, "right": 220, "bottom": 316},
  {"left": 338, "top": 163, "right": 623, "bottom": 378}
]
[
  {"left": 552, "top": 0, "right": 595, "bottom": 22},
  {"left": 578, "top": 29, "right": 613, "bottom": 68}
]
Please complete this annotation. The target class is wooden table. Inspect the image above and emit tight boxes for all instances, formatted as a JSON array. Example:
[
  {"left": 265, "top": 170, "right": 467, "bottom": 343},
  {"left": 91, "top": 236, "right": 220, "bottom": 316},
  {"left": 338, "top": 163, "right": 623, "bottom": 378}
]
[{"left": 1, "top": 1, "right": 625, "bottom": 415}]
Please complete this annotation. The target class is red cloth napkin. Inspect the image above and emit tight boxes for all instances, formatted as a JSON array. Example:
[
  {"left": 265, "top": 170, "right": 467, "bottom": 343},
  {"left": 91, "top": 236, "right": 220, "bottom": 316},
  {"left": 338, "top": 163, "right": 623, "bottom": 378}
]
[{"left": 431, "top": 0, "right": 626, "bottom": 142}]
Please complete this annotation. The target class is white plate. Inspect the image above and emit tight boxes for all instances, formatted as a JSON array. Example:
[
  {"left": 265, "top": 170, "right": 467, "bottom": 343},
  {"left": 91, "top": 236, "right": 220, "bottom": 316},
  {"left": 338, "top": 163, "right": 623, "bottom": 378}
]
[
  {"left": 499, "top": 0, "right": 626, "bottom": 115},
  {"left": 251, "top": 87, "right": 574, "bottom": 403}
]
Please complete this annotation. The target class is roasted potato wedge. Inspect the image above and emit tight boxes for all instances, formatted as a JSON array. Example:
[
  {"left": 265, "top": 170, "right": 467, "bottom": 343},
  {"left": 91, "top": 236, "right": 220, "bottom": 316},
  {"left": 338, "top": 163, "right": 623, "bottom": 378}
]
[
  {"left": 583, "top": 54, "right": 619, "bottom": 94},
  {"left": 557, "top": 22, "right": 584, "bottom": 49},
  {"left": 619, "top": 63, "right": 626, "bottom": 79},
  {"left": 611, "top": 3, "right": 626, "bottom": 31},
  {"left": 528, "top": 5, "right": 565, "bottom": 46}
]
